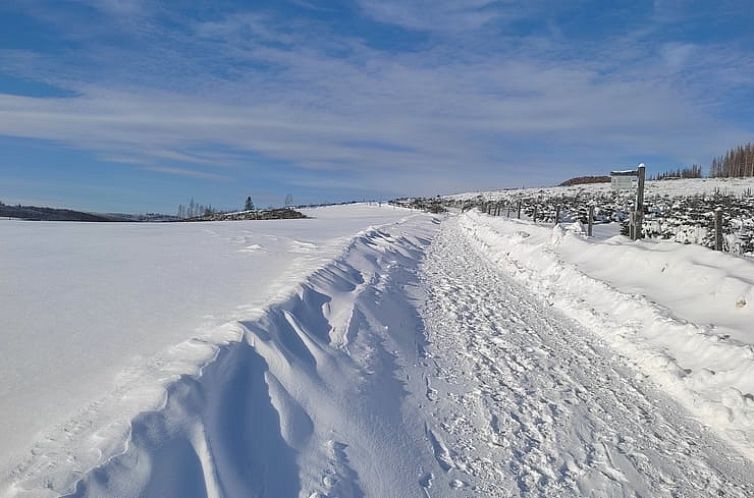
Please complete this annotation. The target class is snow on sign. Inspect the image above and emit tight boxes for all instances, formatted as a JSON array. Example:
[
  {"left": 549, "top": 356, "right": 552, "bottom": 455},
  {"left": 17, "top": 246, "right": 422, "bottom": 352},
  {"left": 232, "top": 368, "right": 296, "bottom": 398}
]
[{"left": 611, "top": 175, "right": 635, "bottom": 191}]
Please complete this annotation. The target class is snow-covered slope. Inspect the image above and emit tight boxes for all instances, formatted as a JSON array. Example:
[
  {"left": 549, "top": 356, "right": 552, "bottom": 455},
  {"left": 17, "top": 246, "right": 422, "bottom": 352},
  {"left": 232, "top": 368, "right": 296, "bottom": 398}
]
[
  {"left": 0, "top": 205, "right": 420, "bottom": 495},
  {"left": 44, "top": 215, "right": 441, "bottom": 498},
  {"left": 445, "top": 176, "right": 754, "bottom": 202},
  {"left": 446, "top": 177, "right": 754, "bottom": 258}
]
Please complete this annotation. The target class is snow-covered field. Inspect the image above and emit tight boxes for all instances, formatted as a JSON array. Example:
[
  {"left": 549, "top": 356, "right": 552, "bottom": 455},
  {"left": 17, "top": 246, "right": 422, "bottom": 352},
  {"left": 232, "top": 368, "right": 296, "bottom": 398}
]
[
  {"left": 2, "top": 205, "right": 754, "bottom": 497},
  {"left": 0, "top": 205, "right": 421, "bottom": 495}
]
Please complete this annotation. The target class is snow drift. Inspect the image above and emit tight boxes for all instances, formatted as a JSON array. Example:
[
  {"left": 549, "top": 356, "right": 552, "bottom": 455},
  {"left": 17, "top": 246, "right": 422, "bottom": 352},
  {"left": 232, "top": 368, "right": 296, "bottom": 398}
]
[{"left": 4, "top": 213, "right": 443, "bottom": 497}]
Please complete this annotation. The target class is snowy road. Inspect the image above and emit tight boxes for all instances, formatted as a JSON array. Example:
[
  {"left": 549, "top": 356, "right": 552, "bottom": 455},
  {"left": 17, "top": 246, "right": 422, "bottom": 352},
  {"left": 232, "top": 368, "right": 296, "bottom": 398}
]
[{"left": 418, "top": 217, "right": 754, "bottom": 496}]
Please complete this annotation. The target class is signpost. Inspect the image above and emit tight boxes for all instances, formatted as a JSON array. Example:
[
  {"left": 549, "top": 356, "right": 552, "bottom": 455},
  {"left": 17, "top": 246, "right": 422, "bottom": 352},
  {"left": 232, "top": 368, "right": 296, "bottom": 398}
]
[
  {"left": 610, "top": 164, "right": 646, "bottom": 240},
  {"left": 610, "top": 175, "right": 634, "bottom": 191}
]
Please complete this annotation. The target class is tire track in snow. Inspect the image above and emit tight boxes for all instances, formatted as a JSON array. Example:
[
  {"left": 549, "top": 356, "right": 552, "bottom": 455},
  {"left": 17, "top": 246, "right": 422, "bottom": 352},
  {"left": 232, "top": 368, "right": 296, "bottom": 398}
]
[{"left": 419, "top": 216, "right": 754, "bottom": 497}]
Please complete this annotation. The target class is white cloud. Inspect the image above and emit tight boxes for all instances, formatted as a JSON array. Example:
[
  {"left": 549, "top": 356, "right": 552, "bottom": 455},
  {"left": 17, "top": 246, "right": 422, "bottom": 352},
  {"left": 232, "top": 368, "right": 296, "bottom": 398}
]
[
  {"left": 356, "top": 0, "right": 503, "bottom": 31},
  {"left": 140, "top": 166, "right": 228, "bottom": 181},
  {"left": 82, "top": 0, "right": 144, "bottom": 15},
  {"left": 0, "top": 3, "right": 752, "bottom": 195}
]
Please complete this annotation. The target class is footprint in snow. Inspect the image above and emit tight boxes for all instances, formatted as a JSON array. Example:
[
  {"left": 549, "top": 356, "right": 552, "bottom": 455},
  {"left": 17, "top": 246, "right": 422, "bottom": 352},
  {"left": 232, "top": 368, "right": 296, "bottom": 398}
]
[
  {"left": 239, "top": 243, "right": 263, "bottom": 253},
  {"left": 291, "top": 240, "right": 318, "bottom": 252}
]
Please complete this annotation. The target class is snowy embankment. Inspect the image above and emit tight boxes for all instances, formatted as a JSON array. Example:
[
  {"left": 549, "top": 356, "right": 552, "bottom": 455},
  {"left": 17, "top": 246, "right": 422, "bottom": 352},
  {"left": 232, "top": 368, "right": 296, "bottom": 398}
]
[
  {"left": 0, "top": 205, "right": 436, "bottom": 497},
  {"left": 445, "top": 176, "right": 754, "bottom": 202},
  {"left": 460, "top": 211, "right": 754, "bottom": 460}
]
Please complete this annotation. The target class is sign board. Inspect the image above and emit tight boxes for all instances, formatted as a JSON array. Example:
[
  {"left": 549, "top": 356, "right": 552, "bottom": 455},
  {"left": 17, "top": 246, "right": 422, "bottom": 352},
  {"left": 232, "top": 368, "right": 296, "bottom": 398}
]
[{"left": 611, "top": 175, "right": 635, "bottom": 191}]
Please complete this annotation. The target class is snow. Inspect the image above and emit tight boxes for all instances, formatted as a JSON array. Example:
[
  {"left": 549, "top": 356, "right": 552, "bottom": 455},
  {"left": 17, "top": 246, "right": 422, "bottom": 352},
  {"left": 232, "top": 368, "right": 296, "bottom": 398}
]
[
  {"left": 3, "top": 205, "right": 754, "bottom": 497},
  {"left": 461, "top": 210, "right": 754, "bottom": 462},
  {"left": 420, "top": 216, "right": 754, "bottom": 495},
  {"left": 445, "top": 177, "right": 754, "bottom": 257},
  {"left": 0, "top": 204, "right": 416, "bottom": 491},
  {"left": 445, "top": 176, "right": 754, "bottom": 202}
]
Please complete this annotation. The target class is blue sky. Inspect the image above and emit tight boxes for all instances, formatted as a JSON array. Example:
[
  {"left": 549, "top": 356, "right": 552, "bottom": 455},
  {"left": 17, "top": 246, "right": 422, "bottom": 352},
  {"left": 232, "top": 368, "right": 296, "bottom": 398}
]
[{"left": 1, "top": 0, "right": 754, "bottom": 213}]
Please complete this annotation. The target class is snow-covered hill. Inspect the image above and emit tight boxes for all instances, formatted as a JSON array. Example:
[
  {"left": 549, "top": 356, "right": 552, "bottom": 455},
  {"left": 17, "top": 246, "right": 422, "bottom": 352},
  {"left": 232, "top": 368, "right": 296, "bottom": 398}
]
[
  {"left": 445, "top": 177, "right": 754, "bottom": 257},
  {"left": 445, "top": 176, "right": 754, "bottom": 203}
]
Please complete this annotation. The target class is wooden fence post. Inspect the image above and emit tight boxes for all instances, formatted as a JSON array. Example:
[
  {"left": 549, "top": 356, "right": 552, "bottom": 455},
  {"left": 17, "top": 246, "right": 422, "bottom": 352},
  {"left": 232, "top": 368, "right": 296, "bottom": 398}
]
[
  {"left": 587, "top": 204, "right": 594, "bottom": 237},
  {"left": 634, "top": 164, "right": 646, "bottom": 240},
  {"left": 629, "top": 209, "right": 635, "bottom": 240},
  {"left": 533, "top": 205, "right": 538, "bottom": 223},
  {"left": 517, "top": 200, "right": 522, "bottom": 219},
  {"left": 714, "top": 208, "right": 723, "bottom": 251},
  {"left": 555, "top": 205, "right": 561, "bottom": 225}
]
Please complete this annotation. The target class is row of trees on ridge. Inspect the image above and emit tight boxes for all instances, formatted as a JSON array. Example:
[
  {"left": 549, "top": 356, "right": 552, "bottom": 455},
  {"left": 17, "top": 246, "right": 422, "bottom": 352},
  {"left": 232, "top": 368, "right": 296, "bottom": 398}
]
[{"left": 710, "top": 143, "right": 754, "bottom": 178}]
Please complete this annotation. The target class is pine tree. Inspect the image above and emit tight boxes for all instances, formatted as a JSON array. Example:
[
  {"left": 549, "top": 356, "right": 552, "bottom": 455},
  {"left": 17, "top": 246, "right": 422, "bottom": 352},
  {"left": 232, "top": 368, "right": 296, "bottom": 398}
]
[{"left": 244, "top": 196, "right": 254, "bottom": 211}]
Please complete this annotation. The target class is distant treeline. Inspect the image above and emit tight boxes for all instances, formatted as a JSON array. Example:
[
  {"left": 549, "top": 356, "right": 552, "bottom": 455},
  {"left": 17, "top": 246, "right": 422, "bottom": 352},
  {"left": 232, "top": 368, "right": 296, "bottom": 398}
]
[
  {"left": 177, "top": 198, "right": 217, "bottom": 219},
  {"left": 650, "top": 164, "right": 702, "bottom": 181},
  {"left": 0, "top": 200, "right": 119, "bottom": 222},
  {"left": 710, "top": 143, "right": 754, "bottom": 178},
  {"left": 559, "top": 176, "right": 611, "bottom": 186},
  {"left": 630, "top": 141, "right": 754, "bottom": 181}
]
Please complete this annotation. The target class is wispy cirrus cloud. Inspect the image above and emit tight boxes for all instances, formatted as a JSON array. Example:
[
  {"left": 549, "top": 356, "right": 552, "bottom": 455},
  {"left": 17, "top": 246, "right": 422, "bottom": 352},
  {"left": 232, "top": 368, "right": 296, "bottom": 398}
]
[
  {"left": 140, "top": 166, "right": 229, "bottom": 181},
  {"left": 356, "top": 0, "right": 503, "bottom": 31},
  {"left": 1, "top": 0, "right": 754, "bottom": 205}
]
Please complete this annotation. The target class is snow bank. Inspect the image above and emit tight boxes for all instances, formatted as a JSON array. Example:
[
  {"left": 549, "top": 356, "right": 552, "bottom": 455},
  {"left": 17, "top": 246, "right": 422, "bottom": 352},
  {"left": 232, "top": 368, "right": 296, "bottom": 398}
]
[
  {"left": 459, "top": 211, "right": 754, "bottom": 461},
  {"left": 3, "top": 210, "right": 441, "bottom": 497}
]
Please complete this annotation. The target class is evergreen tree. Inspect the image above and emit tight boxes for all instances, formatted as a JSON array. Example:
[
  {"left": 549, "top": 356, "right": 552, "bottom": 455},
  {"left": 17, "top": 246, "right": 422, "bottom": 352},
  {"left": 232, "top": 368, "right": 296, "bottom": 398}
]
[{"left": 244, "top": 196, "right": 255, "bottom": 211}]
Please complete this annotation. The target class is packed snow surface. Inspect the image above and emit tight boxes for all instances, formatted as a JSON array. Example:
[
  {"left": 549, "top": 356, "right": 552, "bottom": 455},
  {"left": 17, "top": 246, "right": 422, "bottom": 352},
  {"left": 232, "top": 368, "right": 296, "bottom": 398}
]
[{"left": 2, "top": 206, "right": 754, "bottom": 497}]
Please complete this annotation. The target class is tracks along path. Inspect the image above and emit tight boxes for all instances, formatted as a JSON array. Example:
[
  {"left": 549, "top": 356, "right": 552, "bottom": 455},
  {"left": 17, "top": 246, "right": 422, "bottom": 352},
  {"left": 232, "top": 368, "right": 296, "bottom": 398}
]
[{"left": 416, "top": 216, "right": 754, "bottom": 496}]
